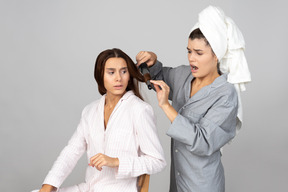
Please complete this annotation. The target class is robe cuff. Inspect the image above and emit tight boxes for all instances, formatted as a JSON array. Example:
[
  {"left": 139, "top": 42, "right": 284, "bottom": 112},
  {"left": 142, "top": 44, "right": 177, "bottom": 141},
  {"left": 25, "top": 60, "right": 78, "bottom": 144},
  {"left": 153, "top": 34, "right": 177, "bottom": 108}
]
[
  {"left": 42, "top": 176, "right": 62, "bottom": 190},
  {"left": 115, "top": 156, "right": 131, "bottom": 179},
  {"left": 149, "top": 60, "right": 163, "bottom": 79}
]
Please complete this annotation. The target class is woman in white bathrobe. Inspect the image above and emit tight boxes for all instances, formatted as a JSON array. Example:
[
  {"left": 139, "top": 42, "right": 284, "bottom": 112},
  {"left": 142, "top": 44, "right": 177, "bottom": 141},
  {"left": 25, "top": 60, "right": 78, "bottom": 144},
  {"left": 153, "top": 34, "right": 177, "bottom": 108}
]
[{"left": 33, "top": 48, "right": 166, "bottom": 192}]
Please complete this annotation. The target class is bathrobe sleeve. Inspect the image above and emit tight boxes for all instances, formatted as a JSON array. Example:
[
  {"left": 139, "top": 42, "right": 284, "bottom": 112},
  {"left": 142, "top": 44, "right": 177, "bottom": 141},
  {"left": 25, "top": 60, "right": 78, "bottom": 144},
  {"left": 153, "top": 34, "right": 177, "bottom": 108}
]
[
  {"left": 149, "top": 60, "right": 191, "bottom": 100},
  {"left": 166, "top": 90, "right": 238, "bottom": 157},
  {"left": 116, "top": 104, "right": 166, "bottom": 178},
  {"left": 42, "top": 108, "right": 88, "bottom": 188},
  {"left": 149, "top": 60, "right": 186, "bottom": 100}
]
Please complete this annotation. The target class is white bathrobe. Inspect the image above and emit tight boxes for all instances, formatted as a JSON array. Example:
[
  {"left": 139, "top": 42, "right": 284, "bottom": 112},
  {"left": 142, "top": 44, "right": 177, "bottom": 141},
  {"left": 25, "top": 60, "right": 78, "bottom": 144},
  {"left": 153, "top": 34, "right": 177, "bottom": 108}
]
[{"left": 34, "top": 91, "right": 166, "bottom": 192}]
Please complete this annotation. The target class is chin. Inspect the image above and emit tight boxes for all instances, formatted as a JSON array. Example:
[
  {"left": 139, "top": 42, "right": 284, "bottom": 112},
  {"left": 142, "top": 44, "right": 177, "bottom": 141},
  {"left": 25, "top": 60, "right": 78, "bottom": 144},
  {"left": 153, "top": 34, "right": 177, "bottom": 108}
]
[
  {"left": 112, "top": 90, "right": 126, "bottom": 96},
  {"left": 192, "top": 73, "right": 201, "bottom": 78}
]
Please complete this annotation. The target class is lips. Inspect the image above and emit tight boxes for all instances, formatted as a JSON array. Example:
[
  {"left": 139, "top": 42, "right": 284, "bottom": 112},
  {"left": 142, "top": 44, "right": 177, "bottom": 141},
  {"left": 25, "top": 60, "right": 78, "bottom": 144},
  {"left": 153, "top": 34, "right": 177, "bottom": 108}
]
[
  {"left": 114, "top": 85, "right": 123, "bottom": 89},
  {"left": 190, "top": 64, "right": 198, "bottom": 72}
]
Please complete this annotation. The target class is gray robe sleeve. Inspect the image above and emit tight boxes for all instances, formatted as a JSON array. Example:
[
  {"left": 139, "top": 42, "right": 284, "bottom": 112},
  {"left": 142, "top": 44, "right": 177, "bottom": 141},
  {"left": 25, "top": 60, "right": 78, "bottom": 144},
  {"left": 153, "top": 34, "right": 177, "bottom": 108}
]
[{"left": 149, "top": 60, "right": 179, "bottom": 100}]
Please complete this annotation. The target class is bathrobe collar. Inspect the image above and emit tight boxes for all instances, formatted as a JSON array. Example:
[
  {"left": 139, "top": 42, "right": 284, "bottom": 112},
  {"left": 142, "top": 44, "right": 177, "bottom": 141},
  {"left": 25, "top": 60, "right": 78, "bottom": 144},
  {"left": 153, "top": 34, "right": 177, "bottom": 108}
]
[{"left": 184, "top": 73, "right": 228, "bottom": 104}]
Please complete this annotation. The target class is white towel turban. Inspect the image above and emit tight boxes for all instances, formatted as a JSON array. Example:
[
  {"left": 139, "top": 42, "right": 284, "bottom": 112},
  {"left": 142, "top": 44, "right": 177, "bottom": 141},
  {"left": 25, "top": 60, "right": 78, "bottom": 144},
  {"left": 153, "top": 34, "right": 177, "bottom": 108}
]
[{"left": 191, "top": 6, "right": 251, "bottom": 132}]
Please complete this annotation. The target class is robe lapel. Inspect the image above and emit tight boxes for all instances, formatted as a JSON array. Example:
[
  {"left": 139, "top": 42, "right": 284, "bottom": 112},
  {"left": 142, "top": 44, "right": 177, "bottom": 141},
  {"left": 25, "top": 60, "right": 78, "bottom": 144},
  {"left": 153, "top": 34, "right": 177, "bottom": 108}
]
[
  {"left": 183, "top": 74, "right": 211, "bottom": 108},
  {"left": 90, "top": 95, "right": 106, "bottom": 153}
]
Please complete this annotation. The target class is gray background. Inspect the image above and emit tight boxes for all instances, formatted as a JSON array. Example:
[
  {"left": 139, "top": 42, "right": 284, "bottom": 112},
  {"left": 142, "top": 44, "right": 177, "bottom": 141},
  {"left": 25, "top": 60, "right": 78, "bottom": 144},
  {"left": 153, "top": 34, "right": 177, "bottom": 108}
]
[{"left": 1, "top": 0, "right": 287, "bottom": 191}]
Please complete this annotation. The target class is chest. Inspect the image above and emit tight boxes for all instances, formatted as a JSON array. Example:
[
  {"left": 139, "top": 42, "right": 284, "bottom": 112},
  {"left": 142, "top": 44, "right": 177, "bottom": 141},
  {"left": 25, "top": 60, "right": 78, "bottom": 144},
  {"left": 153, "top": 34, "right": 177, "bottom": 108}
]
[
  {"left": 190, "top": 84, "right": 202, "bottom": 98},
  {"left": 173, "top": 87, "right": 220, "bottom": 123},
  {"left": 104, "top": 106, "right": 114, "bottom": 129},
  {"left": 89, "top": 104, "right": 138, "bottom": 156}
]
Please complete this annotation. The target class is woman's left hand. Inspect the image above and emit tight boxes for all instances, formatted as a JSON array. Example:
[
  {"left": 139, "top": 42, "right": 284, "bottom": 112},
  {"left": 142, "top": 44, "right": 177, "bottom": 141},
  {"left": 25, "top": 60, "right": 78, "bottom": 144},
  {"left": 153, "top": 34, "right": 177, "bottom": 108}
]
[
  {"left": 89, "top": 153, "right": 119, "bottom": 171},
  {"left": 150, "top": 80, "right": 170, "bottom": 109}
]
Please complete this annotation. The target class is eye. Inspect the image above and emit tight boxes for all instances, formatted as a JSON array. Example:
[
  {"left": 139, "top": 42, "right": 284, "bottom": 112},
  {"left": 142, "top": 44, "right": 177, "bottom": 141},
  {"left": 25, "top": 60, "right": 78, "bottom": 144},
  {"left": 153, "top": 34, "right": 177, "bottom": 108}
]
[
  {"left": 196, "top": 52, "right": 203, "bottom": 55},
  {"left": 108, "top": 71, "right": 114, "bottom": 75},
  {"left": 187, "top": 50, "right": 192, "bottom": 54}
]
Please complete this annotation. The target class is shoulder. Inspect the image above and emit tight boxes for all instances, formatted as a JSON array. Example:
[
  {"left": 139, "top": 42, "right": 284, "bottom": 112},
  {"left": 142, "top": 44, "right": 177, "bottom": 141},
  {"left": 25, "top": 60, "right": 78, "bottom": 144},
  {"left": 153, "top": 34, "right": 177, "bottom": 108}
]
[
  {"left": 175, "top": 65, "right": 191, "bottom": 71},
  {"left": 210, "top": 75, "right": 238, "bottom": 106},
  {"left": 81, "top": 97, "right": 103, "bottom": 116},
  {"left": 219, "top": 81, "right": 236, "bottom": 93},
  {"left": 123, "top": 93, "right": 155, "bottom": 119},
  {"left": 165, "top": 65, "right": 191, "bottom": 85},
  {"left": 127, "top": 94, "right": 153, "bottom": 111},
  {"left": 125, "top": 94, "right": 156, "bottom": 126},
  {"left": 168, "top": 65, "right": 191, "bottom": 75},
  {"left": 218, "top": 82, "right": 238, "bottom": 107}
]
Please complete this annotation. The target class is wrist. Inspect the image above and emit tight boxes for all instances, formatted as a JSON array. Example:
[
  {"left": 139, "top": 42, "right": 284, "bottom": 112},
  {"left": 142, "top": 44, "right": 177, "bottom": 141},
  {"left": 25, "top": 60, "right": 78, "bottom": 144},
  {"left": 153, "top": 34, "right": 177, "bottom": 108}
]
[
  {"left": 161, "top": 103, "right": 178, "bottom": 123},
  {"left": 160, "top": 103, "right": 171, "bottom": 110},
  {"left": 41, "top": 184, "right": 56, "bottom": 192},
  {"left": 114, "top": 158, "right": 119, "bottom": 167}
]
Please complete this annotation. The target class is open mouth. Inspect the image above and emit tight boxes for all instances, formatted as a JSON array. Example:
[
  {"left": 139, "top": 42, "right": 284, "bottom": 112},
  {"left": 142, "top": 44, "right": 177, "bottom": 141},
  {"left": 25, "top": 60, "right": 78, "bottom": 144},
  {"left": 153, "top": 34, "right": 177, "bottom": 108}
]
[{"left": 191, "top": 65, "right": 198, "bottom": 71}]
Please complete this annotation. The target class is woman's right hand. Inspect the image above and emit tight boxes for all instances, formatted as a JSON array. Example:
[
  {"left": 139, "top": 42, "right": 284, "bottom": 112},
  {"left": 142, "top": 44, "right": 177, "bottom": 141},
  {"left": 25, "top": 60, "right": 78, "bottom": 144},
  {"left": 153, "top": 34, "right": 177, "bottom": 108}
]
[
  {"left": 136, "top": 51, "right": 157, "bottom": 67},
  {"left": 39, "top": 184, "right": 57, "bottom": 192}
]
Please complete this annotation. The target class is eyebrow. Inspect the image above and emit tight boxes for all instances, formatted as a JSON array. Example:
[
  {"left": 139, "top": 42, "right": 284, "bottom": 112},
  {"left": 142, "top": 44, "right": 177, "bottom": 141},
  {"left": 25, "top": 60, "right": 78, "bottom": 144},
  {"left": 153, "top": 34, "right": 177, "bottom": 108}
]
[
  {"left": 187, "top": 47, "right": 203, "bottom": 52},
  {"left": 106, "top": 67, "right": 128, "bottom": 70}
]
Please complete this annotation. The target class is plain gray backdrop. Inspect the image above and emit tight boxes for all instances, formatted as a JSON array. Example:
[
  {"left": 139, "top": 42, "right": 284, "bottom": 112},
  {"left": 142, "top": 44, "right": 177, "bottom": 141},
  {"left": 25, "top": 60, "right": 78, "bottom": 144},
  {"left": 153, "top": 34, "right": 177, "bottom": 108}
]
[{"left": 1, "top": 0, "right": 287, "bottom": 191}]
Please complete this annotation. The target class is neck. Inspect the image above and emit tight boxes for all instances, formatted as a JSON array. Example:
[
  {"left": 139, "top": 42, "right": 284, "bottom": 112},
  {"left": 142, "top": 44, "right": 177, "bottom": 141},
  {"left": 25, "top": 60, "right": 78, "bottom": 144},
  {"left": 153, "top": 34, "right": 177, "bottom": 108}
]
[
  {"left": 105, "top": 92, "right": 125, "bottom": 108},
  {"left": 193, "top": 72, "right": 220, "bottom": 88}
]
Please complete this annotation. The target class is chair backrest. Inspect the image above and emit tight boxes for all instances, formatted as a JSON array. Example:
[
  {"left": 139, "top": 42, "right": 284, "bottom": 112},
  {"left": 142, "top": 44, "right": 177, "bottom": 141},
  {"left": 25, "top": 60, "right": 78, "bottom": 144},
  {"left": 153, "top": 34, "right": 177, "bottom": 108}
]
[{"left": 137, "top": 174, "right": 150, "bottom": 192}]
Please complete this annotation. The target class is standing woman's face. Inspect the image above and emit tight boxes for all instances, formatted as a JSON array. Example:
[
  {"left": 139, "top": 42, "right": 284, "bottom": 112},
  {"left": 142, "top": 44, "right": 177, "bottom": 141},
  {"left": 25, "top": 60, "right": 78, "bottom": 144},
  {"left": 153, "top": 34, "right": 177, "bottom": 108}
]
[
  {"left": 187, "top": 38, "right": 218, "bottom": 79},
  {"left": 103, "top": 57, "right": 130, "bottom": 97}
]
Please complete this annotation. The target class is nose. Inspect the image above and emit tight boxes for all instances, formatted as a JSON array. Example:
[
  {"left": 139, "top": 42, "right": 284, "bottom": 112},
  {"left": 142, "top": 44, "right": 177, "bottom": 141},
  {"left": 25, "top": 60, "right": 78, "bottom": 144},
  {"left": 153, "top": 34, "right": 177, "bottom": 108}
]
[
  {"left": 115, "top": 71, "right": 122, "bottom": 82},
  {"left": 188, "top": 52, "right": 196, "bottom": 62}
]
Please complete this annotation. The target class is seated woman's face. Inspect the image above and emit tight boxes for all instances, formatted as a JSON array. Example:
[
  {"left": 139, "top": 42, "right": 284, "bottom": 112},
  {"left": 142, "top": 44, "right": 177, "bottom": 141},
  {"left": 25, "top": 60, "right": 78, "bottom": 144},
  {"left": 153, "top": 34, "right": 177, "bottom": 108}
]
[
  {"left": 103, "top": 57, "right": 130, "bottom": 97},
  {"left": 187, "top": 38, "right": 218, "bottom": 78}
]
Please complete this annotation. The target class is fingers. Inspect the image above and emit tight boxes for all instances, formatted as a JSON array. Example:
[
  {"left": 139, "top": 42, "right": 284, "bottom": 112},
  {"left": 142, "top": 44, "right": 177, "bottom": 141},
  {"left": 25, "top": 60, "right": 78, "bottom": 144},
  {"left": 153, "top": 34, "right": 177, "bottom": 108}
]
[
  {"left": 136, "top": 51, "right": 157, "bottom": 67},
  {"left": 154, "top": 82, "right": 161, "bottom": 92},
  {"left": 136, "top": 51, "right": 148, "bottom": 66},
  {"left": 89, "top": 153, "right": 118, "bottom": 171},
  {"left": 150, "top": 80, "right": 170, "bottom": 92},
  {"left": 91, "top": 154, "right": 104, "bottom": 171},
  {"left": 150, "top": 80, "right": 170, "bottom": 108},
  {"left": 136, "top": 51, "right": 145, "bottom": 62},
  {"left": 90, "top": 153, "right": 104, "bottom": 171},
  {"left": 150, "top": 80, "right": 162, "bottom": 92}
]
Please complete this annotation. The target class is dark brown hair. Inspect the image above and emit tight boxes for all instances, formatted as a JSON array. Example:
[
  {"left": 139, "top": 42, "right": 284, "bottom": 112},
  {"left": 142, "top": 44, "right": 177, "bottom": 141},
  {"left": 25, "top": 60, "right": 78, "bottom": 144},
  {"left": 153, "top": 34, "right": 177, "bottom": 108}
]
[
  {"left": 189, "top": 28, "right": 222, "bottom": 75},
  {"left": 189, "top": 28, "right": 211, "bottom": 47},
  {"left": 94, "top": 48, "right": 145, "bottom": 100}
]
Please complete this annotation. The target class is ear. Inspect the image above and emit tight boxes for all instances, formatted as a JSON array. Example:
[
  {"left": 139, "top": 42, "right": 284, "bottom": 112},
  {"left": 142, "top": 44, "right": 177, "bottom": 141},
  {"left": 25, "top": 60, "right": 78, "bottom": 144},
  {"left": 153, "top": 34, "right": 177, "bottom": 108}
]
[{"left": 213, "top": 54, "right": 218, "bottom": 64}]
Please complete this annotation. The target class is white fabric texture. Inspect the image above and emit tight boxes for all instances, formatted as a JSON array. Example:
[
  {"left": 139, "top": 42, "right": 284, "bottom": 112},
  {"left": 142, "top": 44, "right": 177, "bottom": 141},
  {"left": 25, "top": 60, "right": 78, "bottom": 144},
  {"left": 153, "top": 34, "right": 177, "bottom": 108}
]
[
  {"left": 190, "top": 5, "right": 251, "bottom": 131},
  {"left": 32, "top": 91, "right": 166, "bottom": 192}
]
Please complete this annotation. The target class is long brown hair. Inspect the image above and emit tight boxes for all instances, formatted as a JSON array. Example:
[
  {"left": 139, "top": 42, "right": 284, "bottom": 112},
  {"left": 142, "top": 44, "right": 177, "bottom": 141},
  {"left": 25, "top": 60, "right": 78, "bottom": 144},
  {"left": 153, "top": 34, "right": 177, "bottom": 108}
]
[{"left": 94, "top": 48, "right": 145, "bottom": 100}]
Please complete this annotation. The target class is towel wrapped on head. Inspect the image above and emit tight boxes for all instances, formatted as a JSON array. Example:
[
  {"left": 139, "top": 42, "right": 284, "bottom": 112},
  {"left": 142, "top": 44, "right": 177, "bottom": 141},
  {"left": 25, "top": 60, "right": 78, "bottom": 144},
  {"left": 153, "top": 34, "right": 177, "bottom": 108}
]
[{"left": 190, "top": 5, "right": 251, "bottom": 132}]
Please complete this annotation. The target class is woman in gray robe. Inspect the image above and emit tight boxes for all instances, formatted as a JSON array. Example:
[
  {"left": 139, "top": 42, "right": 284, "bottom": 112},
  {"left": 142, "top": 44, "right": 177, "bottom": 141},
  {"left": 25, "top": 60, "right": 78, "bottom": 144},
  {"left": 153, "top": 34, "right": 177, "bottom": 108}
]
[{"left": 136, "top": 5, "right": 251, "bottom": 192}]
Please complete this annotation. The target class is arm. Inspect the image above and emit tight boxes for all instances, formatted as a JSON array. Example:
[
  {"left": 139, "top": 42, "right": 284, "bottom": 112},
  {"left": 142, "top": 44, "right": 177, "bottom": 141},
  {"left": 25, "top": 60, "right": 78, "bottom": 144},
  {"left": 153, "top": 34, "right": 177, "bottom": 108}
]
[
  {"left": 151, "top": 76, "right": 238, "bottom": 156},
  {"left": 167, "top": 93, "right": 238, "bottom": 156},
  {"left": 38, "top": 184, "right": 56, "bottom": 192},
  {"left": 136, "top": 51, "right": 177, "bottom": 100},
  {"left": 89, "top": 153, "right": 119, "bottom": 171},
  {"left": 116, "top": 105, "right": 166, "bottom": 178},
  {"left": 149, "top": 61, "right": 175, "bottom": 88},
  {"left": 42, "top": 109, "right": 88, "bottom": 189},
  {"left": 150, "top": 80, "right": 178, "bottom": 122}
]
